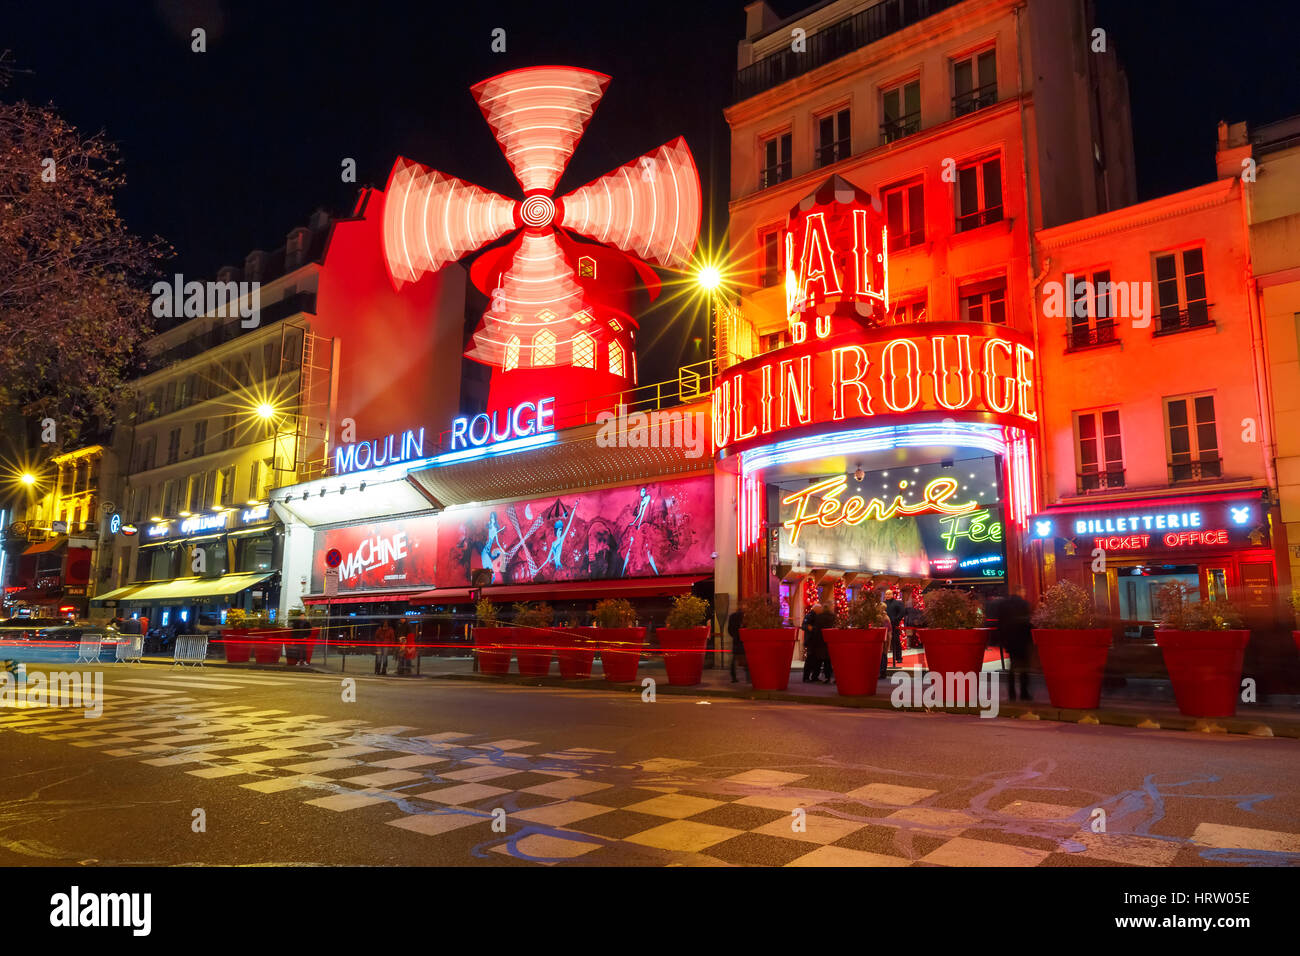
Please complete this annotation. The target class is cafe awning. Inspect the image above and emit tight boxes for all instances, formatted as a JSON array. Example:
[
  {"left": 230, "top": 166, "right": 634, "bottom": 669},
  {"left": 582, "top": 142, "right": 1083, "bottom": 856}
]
[
  {"left": 22, "top": 536, "right": 67, "bottom": 556},
  {"left": 100, "top": 572, "right": 275, "bottom": 603},
  {"left": 91, "top": 584, "right": 144, "bottom": 603}
]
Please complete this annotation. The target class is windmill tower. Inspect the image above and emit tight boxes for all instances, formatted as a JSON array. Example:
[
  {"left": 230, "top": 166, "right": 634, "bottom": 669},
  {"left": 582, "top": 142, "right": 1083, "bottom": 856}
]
[{"left": 381, "top": 65, "right": 703, "bottom": 425}]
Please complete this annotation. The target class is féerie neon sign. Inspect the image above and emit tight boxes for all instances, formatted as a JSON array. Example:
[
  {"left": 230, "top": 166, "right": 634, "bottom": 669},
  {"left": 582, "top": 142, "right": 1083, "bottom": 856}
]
[{"left": 783, "top": 475, "right": 979, "bottom": 545}]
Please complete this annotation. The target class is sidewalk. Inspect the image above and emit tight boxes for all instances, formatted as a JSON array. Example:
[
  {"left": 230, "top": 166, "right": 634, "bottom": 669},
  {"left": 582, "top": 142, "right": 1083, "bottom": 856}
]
[{"left": 137, "top": 650, "right": 1300, "bottom": 740}]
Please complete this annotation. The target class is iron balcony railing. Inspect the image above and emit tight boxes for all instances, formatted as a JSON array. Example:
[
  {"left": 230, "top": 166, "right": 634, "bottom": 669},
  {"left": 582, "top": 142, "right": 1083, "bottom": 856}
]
[
  {"left": 1154, "top": 304, "right": 1213, "bottom": 336},
  {"left": 953, "top": 83, "right": 998, "bottom": 118},
  {"left": 734, "top": 0, "right": 964, "bottom": 103},
  {"left": 1065, "top": 322, "right": 1119, "bottom": 351},
  {"left": 815, "top": 139, "right": 852, "bottom": 168},
  {"left": 1077, "top": 469, "right": 1126, "bottom": 493},
  {"left": 881, "top": 113, "right": 921, "bottom": 145},
  {"left": 956, "top": 204, "right": 1004, "bottom": 232},
  {"left": 1169, "top": 457, "right": 1223, "bottom": 483},
  {"left": 760, "top": 162, "right": 792, "bottom": 190}
]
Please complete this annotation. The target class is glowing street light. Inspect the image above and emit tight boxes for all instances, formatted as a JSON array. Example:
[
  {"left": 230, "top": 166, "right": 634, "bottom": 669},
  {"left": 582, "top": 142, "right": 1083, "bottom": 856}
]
[
  {"left": 696, "top": 264, "right": 723, "bottom": 291},
  {"left": 19, "top": 472, "right": 36, "bottom": 487},
  {"left": 255, "top": 402, "right": 277, "bottom": 421}
]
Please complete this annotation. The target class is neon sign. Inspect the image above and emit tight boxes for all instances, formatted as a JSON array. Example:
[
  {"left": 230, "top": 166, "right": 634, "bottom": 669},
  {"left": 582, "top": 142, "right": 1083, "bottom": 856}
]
[
  {"left": 782, "top": 475, "right": 979, "bottom": 546},
  {"left": 1030, "top": 496, "right": 1265, "bottom": 551},
  {"left": 180, "top": 512, "right": 230, "bottom": 534},
  {"left": 939, "top": 510, "right": 1003, "bottom": 551},
  {"left": 452, "top": 397, "right": 555, "bottom": 450},
  {"left": 713, "top": 324, "right": 1037, "bottom": 455},
  {"left": 334, "top": 428, "right": 426, "bottom": 476}
]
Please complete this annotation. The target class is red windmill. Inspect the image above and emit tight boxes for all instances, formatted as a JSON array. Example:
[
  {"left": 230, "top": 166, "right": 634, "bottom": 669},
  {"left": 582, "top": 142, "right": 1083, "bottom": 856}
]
[{"left": 381, "top": 65, "right": 703, "bottom": 425}]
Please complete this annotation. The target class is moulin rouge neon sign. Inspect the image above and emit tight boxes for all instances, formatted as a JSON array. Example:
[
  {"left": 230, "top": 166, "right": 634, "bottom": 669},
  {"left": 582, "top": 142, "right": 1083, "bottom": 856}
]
[{"left": 783, "top": 475, "right": 980, "bottom": 545}]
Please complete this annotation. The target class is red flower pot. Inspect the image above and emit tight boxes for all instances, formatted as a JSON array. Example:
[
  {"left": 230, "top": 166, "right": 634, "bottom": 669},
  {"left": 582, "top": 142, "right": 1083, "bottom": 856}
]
[
  {"left": 918, "top": 628, "right": 988, "bottom": 684},
  {"left": 474, "top": 625, "right": 512, "bottom": 676},
  {"left": 1155, "top": 629, "right": 1250, "bottom": 717},
  {"left": 250, "top": 629, "right": 283, "bottom": 664},
  {"left": 741, "top": 628, "right": 798, "bottom": 690},
  {"left": 1293, "top": 631, "right": 1300, "bottom": 657},
  {"left": 515, "top": 627, "right": 555, "bottom": 677},
  {"left": 220, "top": 628, "right": 251, "bottom": 663},
  {"left": 657, "top": 626, "right": 710, "bottom": 686},
  {"left": 1032, "top": 629, "right": 1112, "bottom": 709},
  {"left": 595, "top": 627, "right": 645, "bottom": 682},
  {"left": 824, "top": 627, "right": 888, "bottom": 696},
  {"left": 557, "top": 627, "right": 596, "bottom": 680}
]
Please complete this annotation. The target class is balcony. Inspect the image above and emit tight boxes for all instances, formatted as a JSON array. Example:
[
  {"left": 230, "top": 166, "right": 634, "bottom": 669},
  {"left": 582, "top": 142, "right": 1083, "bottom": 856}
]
[
  {"left": 881, "top": 113, "right": 921, "bottom": 145},
  {"left": 1065, "top": 322, "right": 1119, "bottom": 352},
  {"left": 144, "top": 292, "right": 318, "bottom": 374},
  {"left": 955, "top": 205, "right": 1004, "bottom": 233},
  {"left": 1077, "top": 469, "right": 1126, "bottom": 494},
  {"left": 759, "top": 162, "right": 792, "bottom": 190},
  {"left": 953, "top": 83, "right": 998, "bottom": 118},
  {"left": 734, "top": 0, "right": 963, "bottom": 103},
  {"left": 1169, "top": 457, "right": 1222, "bottom": 483},
  {"left": 815, "top": 140, "right": 851, "bottom": 168},
  {"left": 1153, "top": 304, "right": 1213, "bottom": 337}
]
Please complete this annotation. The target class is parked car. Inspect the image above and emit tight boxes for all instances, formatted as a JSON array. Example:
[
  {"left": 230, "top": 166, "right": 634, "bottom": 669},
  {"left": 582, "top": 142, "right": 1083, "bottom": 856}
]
[
  {"left": 3, "top": 617, "right": 68, "bottom": 640},
  {"left": 36, "top": 623, "right": 121, "bottom": 645}
]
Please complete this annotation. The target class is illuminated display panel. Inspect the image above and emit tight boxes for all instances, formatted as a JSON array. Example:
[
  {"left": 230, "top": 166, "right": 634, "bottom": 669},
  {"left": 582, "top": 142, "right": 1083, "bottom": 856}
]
[{"left": 1029, "top": 493, "right": 1269, "bottom": 552}]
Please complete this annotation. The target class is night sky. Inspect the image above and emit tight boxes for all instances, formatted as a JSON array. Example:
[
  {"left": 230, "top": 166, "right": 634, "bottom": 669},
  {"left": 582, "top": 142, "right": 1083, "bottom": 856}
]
[{"left": 6, "top": 0, "right": 1299, "bottom": 380}]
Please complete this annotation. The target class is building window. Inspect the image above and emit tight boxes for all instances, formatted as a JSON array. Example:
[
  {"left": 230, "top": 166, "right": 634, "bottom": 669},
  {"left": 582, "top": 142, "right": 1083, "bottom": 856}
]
[
  {"left": 882, "top": 179, "right": 924, "bottom": 251},
  {"left": 185, "top": 474, "right": 202, "bottom": 513},
  {"left": 504, "top": 336, "right": 521, "bottom": 372},
  {"left": 248, "top": 461, "right": 260, "bottom": 502},
  {"left": 889, "top": 296, "right": 927, "bottom": 325},
  {"left": 532, "top": 329, "right": 557, "bottom": 367},
  {"left": 608, "top": 340, "right": 626, "bottom": 377},
  {"left": 955, "top": 155, "right": 1003, "bottom": 232},
  {"left": 1065, "top": 270, "right": 1119, "bottom": 350},
  {"left": 881, "top": 79, "right": 920, "bottom": 143},
  {"left": 1154, "top": 249, "right": 1210, "bottom": 334},
  {"left": 758, "top": 226, "right": 784, "bottom": 287},
  {"left": 166, "top": 428, "right": 181, "bottom": 465},
  {"left": 1075, "top": 409, "right": 1125, "bottom": 491},
  {"left": 192, "top": 420, "right": 207, "bottom": 458},
  {"left": 1166, "top": 395, "right": 1221, "bottom": 482},
  {"left": 217, "top": 415, "right": 234, "bottom": 451},
  {"left": 959, "top": 278, "right": 1006, "bottom": 324},
  {"left": 578, "top": 257, "right": 596, "bottom": 279},
  {"left": 574, "top": 310, "right": 592, "bottom": 325},
  {"left": 236, "top": 534, "right": 275, "bottom": 573},
  {"left": 608, "top": 319, "right": 622, "bottom": 332},
  {"left": 572, "top": 332, "right": 596, "bottom": 369},
  {"left": 219, "top": 466, "right": 236, "bottom": 508},
  {"left": 760, "top": 132, "right": 792, "bottom": 189},
  {"left": 536, "top": 309, "right": 556, "bottom": 324},
  {"left": 953, "top": 47, "right": 997, "bottom": 117},
  {"left": 816, "top": 108, "right": 851, "bottom": 168},
  {"left": 161, "top": 479, "right": 177, "bottom": 517}
]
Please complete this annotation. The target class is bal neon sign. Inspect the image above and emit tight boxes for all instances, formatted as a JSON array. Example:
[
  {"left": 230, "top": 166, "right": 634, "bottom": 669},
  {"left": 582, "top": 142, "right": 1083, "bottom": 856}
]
[
  {"left": 786, "top": 208, "right": 888, "bottom": 332},
  {"left": 334, "top": 428, "right": 426, "bottom": 475},
  {"left": 713, "top": 324, "right": 1037, "bottom": 455},
  {"left": 451, "top": 397, "right": 556, "bottom": 450},
  {"left": 783, "top": 475, "right": 979, "bottom": 546}
]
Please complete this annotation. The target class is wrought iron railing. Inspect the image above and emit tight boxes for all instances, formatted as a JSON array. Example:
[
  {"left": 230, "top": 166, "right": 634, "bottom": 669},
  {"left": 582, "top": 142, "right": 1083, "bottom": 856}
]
[
  {"left": 815, "top": 140, "right": 852, "bottom": 168},
  {"left": 953, "top": 83, "right": 998, "bottom": 117},
  {"left": 1169, "top": 457, "right": 1222, "bottom": 483},
  {"left": 1077, "top": 469, "right": 1126, "bottom": 493},
  {"left": 1065, "top": 322, "right": 1119, "bottom": 351},
  {"left": 760, "top": 162, "right": 792, "bottom": 190},
  {"left": 1154, "top": 304, "right": 1213, "bottom": 336},
  {"left": 956, "top": 205, "right": 1004, "bottom": 232},
  {"left": 881, "top": 113, "right": 921, "bottom": 144}
]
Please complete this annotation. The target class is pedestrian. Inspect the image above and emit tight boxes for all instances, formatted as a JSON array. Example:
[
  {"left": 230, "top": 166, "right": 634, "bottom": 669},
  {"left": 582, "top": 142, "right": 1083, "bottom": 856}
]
[
  {"left": 994, "top": 587, "right": 1033, "bottom": 701},
  {"left": 374, "top": 618, "right": 395, "bottom": 675},
  {"left": 882, "top": 589, "right": 905, "bottom": 676},
  {"left": 801, "top": 597, "right": 834, "bottom": 683},
  {"left": 397, "top": 622, "right": 418, "bottom": 675},
  {"left": 727, "top": 607, "right": 746, "bottom": 683}
]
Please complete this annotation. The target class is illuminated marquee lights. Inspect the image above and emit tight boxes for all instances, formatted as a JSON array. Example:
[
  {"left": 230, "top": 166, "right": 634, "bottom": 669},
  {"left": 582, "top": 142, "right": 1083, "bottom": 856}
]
[
  {"left": 782, "top": 475, "right": 980, "bottom": 546},
  {"left": 451, "top": 397, "right": 556, "bottom": 450},
  {"left": 334, "top": 429, "right": 427, "bottom": 476}
]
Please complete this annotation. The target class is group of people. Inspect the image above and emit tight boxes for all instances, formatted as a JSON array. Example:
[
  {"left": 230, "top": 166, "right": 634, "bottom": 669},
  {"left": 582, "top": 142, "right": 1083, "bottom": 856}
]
[{"left": 372, "top": 619, "right": 420, "bottom": 675}]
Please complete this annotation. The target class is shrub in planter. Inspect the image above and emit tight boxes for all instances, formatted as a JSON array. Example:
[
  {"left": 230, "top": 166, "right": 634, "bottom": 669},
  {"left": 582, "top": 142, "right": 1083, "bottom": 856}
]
[
  {"left": 1154, "top": 582, "right": 1249, "bottom": 717},
  {"left": 473, "top": 597, "right": 511, "bottom": 676},
  {"left": 249, "top": 615, "right": 284, "bottom": 665},
  {"left": 221, "top": 608, "right": 252, "bottom": 663},
  {"left": 824, "top": 592, "right": 889, "bottom": 696},
  {"left": 512, "top": 602, "right": 555, "bottom": 677},
  {"left": 658, "top": 594, "right": 711, "bottom": 686},
  {"left": 592, "top": 598, "right": 644, "bottom": 682},
  {"left": 740, "top": 594, "right": 798, "bottom": 691},
  {"left": 1031, "top": 581, "right": 1112, "bottom": 709},
  {"left": 918, "top": 589, "right": 987, "bottom": 689}
]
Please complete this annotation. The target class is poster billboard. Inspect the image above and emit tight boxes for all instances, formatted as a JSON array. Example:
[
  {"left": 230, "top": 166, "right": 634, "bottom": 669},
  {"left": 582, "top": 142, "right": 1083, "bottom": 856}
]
[{"left": 311, "top": 514, "right": 439, "bottom": 594}]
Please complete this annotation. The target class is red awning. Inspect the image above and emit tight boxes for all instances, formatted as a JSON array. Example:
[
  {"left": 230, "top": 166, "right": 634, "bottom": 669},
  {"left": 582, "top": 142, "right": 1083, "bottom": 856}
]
[
  {"left": 411, "top": 575, "right": 710, "bottom": 604},
  {"left": 22, "top": 536, "right": 67, "bottom": 556},
  {"left": 301, "top": 589, "right": 428, "bottom": 605}
]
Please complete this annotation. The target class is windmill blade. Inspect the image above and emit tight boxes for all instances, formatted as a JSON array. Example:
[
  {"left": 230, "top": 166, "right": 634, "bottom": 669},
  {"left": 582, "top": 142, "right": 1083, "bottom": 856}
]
[
  {"left": 466, "top": 230, "right": 588, "bottom": 366},
  {"left": 472, "top": 66, "right": 611, "bottom": 197},
  {"left": 558, "top": 136, "right": 702, "bottom": 269},
  {"left": 382, "top": 157, "right": 517, "bottom": 288}
]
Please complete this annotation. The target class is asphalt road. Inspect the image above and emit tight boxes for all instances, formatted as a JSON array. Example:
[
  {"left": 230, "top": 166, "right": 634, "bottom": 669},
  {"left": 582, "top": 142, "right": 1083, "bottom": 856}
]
[{"left": 2, "top": 663, "right": 1299, "bottom": 867}]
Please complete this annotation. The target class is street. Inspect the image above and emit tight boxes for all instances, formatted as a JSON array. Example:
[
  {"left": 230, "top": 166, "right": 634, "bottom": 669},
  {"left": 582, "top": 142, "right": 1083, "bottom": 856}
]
[{"left": 2, "top": 664, "right": 1299, "bottom": 867}]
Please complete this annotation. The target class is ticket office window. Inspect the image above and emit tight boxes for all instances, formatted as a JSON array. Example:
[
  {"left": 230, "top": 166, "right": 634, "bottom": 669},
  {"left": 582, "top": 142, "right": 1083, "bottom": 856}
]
[
  {"left": 1205, "top": 567, "right": 1228, "bottom": 602},
  {"left": 1116, "top": 565, "right": 1199, "bottom": 623}
]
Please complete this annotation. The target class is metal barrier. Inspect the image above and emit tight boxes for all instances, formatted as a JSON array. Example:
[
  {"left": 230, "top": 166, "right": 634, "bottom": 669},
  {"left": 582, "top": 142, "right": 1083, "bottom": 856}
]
[
  {"left": 173, "top": 634, "right": 210, "bottom": 667},
  {"left": 75, "top": 633, "right": 104, "bottom": 664},
  {"left": 114, "top": 636, "right": 145, "bottom": 663}
]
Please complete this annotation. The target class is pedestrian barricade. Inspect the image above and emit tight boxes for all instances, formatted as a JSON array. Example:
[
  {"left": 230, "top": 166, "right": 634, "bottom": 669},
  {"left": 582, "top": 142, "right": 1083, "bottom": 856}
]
[
  {"left": 114, "top": 635, "right": 145, "bottom": 663},
  {"left": 173, "top": 634, "right": 209, "bottom": 667},
  {"left": 75, "top": 633, "right": 103, "bottom": 664}
]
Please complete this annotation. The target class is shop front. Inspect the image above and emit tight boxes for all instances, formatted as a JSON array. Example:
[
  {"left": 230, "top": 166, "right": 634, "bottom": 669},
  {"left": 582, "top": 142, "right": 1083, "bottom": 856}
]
[{"left": 1029, "top": 490, "right": 1281, "bottom": 634}]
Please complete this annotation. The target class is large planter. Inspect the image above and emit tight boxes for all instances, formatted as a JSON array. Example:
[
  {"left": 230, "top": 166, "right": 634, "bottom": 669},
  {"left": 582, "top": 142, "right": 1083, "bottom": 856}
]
[
  {"left": 1032, "top": 629, "right": 1112, "bottom": 709},
  {"left": 1155, "top": 629, "right": 1250, "bottom": 717},
  {"left": 657, "top": 626, "right": 710, "bottom": 686},
  {"left": 824, "top": 627, "right": 888, "bottom": 696},
  {"left": 556, "top": 627, "right": 596, "bottom": 680},
  {"left": 284, "top": 625, "right": 318, "bottom": 664},
  {"left": 742, "top": 628, "right": 798, "bottom": 691},
  {"left": 220, "top": 627, "right": 252, "bottom": 664},
  {"left": 595, "top": 627, "right": 646, "bottom": 682},
  {"left": 250, "top": 629, "right": 283, "bottom": 664},
  {"left": 917, "top": 628, "right": 988, "bottom": 684},
  {"left": 515, "top": 627, "right": 554, "bottom": 677},
  {"left": 473, "top": 625, "right": 513, "bottom": 676}
]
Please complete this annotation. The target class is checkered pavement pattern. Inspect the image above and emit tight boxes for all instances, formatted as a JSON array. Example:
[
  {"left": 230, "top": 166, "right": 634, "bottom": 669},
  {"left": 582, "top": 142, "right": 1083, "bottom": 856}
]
[{"left": 3, "top": 677, "right": 1298, "bottom": 866}]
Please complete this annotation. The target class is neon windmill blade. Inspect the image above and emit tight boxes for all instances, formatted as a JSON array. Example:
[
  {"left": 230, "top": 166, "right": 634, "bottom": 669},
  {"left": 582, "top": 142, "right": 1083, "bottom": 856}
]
[{"left": 380, "top": 65, "right": 703, "bottom": 373}]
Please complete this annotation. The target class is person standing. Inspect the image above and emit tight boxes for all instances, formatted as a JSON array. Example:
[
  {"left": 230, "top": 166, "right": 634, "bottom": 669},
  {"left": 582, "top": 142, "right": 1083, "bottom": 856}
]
[
  {"left": 727, "top": 607, "right": 746, "bottom": 683},
  {"left": 400, "top": 622, "right": 419, "bottom": 675},
  {"left": 802, "top": 599, "right": 833, "bottom": 683},
  {"left": 882, "top": 589, "right": 905, "bottom": 677},
  {"left": 374, "top": 618, "right": 395, "bottom": 675},
  {"left": 994, "top": 588, "right": 1033, "bottom": 701}
]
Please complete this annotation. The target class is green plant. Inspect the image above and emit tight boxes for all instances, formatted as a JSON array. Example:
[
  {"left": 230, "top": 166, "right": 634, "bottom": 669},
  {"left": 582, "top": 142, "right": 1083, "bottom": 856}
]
[
  {"left": 592, "top": 598, "right": 636, "bottom": 628},
  {"left": 921, "top": 589, "right": 984, "bottom": 629},
  {"left": 475, "top": 597, "right": 498, "bottom": 628},
  {"left": 512, "top": 602, "right": 554, "bottom": 630},
  {"left": 838, "top": 591, "right": 886, "bottom": 628},
  {"left": 1032, "top": 581, "right": 1101, "bottom": 629},
  {"left": 665, "top": 594, "right": 710, "bottom": 629},
  {"left": 224, "top": 608, "right": 247, "bottom": 628},
  {"left": 1157, "top": 582, "right": 1245, "bottom": 630},
  {"left": 740, "top": 594, "right": 783, "bottom": 628}
]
